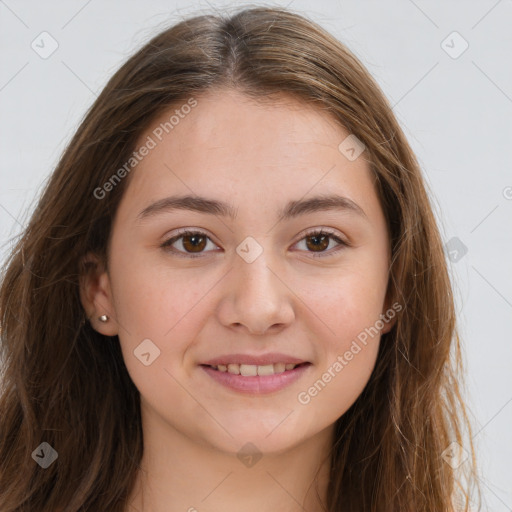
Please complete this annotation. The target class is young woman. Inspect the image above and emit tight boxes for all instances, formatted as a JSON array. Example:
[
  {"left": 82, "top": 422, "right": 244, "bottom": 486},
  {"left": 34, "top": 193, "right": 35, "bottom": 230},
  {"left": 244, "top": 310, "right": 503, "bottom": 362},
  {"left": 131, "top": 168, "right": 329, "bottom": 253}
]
[{"left": 0, "top": 6, "right": 479, "bottom": 512}]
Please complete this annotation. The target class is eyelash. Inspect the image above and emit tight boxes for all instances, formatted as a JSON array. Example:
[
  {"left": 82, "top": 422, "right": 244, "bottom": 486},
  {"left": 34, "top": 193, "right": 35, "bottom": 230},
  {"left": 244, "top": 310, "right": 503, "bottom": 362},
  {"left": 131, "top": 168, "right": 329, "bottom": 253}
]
[{"left": 160, "top": 228, "right": 349, "bottom": 259}]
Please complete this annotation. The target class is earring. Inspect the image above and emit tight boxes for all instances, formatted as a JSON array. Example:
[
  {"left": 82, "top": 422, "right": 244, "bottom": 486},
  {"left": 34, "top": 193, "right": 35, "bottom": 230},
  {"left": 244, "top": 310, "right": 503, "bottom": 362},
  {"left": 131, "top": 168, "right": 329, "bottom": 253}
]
[{"left": 98, "top": 314, "right": 109, "bottom": 322}]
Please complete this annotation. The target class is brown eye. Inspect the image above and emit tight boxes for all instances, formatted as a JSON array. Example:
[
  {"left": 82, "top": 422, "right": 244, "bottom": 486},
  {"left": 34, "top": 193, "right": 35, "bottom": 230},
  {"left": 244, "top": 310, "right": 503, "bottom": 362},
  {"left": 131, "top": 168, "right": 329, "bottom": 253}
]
[
  {"left": 181, "top": 233, "right": 207, "bottom": 253},
  {"left": 305, "top": 233, "right": 330, "bottom": 252},
  {"left": 161, "top": 230, "right": 217, "bottom": 258},
  {"left": 295, "top": 229, "right": 348, "bottom": 258}
]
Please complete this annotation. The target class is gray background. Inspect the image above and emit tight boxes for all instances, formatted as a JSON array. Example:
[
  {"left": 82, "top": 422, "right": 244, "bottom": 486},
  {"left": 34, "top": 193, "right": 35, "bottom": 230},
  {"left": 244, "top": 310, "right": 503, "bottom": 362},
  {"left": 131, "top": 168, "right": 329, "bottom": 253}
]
[{"left": 1, "top": 1, "right": 511, "bottom": 510}]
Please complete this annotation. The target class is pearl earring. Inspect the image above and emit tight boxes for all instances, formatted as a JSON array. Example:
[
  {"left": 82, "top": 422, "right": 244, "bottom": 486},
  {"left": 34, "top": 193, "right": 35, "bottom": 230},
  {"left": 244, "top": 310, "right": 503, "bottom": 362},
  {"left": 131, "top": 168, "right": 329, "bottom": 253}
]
[{"left": 98, "top": 314, "right": 109, "bottom": 322}]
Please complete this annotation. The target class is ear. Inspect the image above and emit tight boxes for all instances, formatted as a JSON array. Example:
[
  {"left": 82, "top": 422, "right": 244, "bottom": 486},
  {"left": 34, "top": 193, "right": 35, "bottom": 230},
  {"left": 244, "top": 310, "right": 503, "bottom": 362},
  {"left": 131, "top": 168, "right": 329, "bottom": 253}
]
[
  {"left": 380, "top": 285, "right": 398, "bottom": 335},
  {"left": 79, "top": 251, "right": 118, "bottom": 336}
]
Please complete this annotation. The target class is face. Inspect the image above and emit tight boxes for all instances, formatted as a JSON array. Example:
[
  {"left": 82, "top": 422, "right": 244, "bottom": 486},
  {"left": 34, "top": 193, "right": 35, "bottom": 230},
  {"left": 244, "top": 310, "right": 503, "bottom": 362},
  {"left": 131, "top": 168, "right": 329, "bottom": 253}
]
[{"left": 81, "top": 87, "right": 395, "bottom": 456}]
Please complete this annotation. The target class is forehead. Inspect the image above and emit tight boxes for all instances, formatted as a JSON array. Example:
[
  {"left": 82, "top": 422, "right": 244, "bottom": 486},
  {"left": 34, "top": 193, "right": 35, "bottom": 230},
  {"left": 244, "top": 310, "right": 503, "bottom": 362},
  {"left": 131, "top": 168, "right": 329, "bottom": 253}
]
[
  {"left": 161, "top": 88, "right": 347, "bottom": 156},
  {"left": 117, "top": 88, "right": 380, "bottom": 223}
]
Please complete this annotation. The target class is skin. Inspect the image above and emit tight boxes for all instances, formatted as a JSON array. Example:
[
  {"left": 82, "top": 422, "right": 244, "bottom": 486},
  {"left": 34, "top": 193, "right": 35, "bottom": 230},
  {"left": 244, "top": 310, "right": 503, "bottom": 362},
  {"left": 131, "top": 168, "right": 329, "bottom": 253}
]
[{"left": 80, "top": 87, "right": 396, "bottom": 512}]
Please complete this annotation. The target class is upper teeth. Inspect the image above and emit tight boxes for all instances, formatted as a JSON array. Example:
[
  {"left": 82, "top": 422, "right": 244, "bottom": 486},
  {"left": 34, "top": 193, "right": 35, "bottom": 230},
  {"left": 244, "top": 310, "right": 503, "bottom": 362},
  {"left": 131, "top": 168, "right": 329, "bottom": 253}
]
[{"left": 212, "top": 363, "right": 299, "bottom": 376}]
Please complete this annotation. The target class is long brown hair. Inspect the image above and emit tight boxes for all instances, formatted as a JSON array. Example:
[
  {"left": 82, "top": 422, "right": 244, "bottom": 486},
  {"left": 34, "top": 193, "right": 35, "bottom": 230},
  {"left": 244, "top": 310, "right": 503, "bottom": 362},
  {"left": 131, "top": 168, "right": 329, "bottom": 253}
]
[{"left": 0, "top": 6, "right": 480, "bottom": 511}]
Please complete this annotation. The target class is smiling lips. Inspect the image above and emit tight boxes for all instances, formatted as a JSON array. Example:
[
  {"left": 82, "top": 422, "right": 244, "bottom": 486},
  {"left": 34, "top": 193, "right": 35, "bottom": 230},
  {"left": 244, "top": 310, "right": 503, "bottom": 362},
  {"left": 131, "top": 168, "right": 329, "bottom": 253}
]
[
  {"left": 201, "top": 352, "right": 309, "bottom": 367},
  {"left": 201, "top": 362, "right": 312, "bottom": 393},
  {"left": 201, "top": 353, "right": 310, "bottom": 377},
  {"left": 206, "top": 362, "right": 307, "bottom": 376}
]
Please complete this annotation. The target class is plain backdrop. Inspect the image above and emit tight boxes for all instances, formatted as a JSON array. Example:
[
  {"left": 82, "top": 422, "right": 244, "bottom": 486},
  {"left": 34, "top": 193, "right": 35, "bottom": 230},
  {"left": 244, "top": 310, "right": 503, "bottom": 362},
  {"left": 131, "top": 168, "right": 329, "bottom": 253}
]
[{"left": 1, "top": 1, "right": 511, "bottom": 510}]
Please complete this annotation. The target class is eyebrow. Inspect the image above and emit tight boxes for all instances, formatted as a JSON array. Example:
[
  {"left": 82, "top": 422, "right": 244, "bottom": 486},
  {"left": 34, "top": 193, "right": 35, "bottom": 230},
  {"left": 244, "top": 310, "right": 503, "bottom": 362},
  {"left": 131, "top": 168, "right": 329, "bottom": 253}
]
[{"left": 136, "top": 193, "right": 368, "bottom": 223}]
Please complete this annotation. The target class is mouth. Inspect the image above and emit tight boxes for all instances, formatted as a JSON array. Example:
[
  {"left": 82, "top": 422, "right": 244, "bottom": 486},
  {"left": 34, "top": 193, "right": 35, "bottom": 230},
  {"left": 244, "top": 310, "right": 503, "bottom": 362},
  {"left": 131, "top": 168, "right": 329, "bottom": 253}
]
[
  {"left": 200, "top": 361, "right": 313, "bottom": 394},
  {"left": 200, "top": 362, "right": 311, "bottom": 377}
]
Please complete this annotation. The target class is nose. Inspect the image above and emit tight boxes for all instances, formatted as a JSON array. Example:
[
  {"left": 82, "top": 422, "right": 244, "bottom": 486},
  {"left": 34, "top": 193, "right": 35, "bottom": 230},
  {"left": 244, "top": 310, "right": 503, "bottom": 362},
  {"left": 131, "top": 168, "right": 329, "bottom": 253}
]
[{"left": 215, "top": 246, "right": 295, "bottom": 336}]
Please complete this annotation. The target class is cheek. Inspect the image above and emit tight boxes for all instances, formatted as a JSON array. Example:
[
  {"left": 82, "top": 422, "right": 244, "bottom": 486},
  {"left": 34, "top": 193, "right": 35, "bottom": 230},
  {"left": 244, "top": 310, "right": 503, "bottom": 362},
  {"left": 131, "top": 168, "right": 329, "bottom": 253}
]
[
  {"left": 297, "top": 279, "right": 383, "bottom": 422},
  {"left": 110, "top": 244, "right": 210, "bottom": 339},
  {"left": 109, "top": 252, "right": 216, "bottom": 394},
  {"left": 314, "top": 285, "right": 382, "bottom": 390},
  {"left": 298, "top": 342, "right": 380, "bottom": 428},
  {"left": 295, "top": 266, "right": 385, "bottom": 418},
  {"left": 306, "top": 263, "right": 388, "bottom": 345}
]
